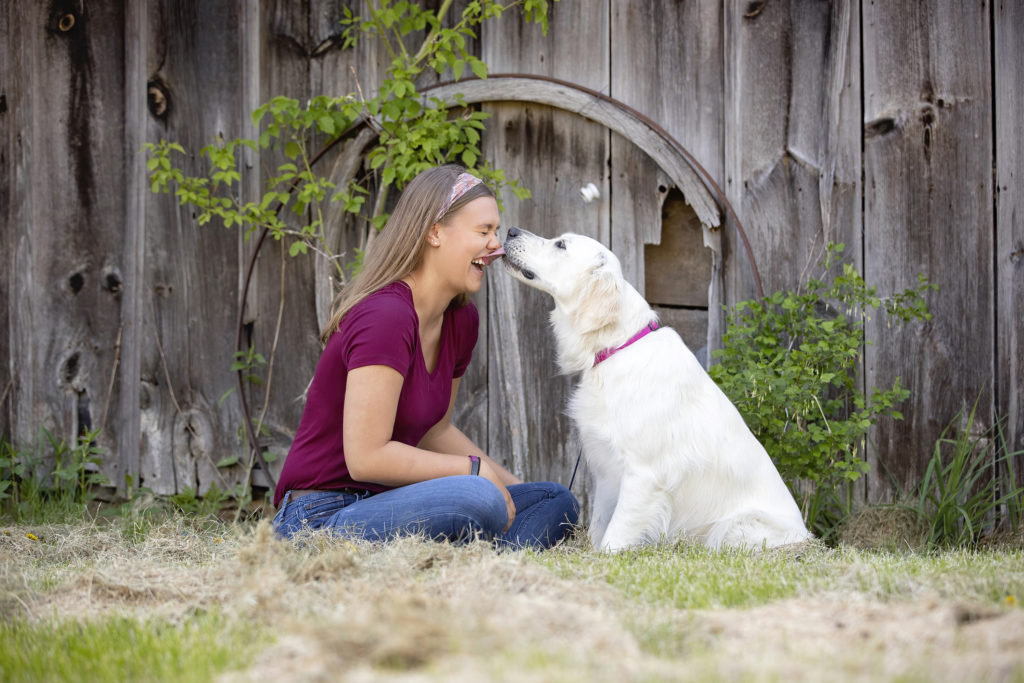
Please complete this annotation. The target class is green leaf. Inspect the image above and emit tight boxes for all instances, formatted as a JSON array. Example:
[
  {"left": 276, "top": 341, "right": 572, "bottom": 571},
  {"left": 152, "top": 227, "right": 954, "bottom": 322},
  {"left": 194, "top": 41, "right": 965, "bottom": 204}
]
[
  {"left": 469, "top": 57, "right": 488, "bottom": 80},
  {"left": 318, "top": 115, "right": 336, "bottom": 135},
  {"left": 285, "top": 141, "right": 301, "bottom": 160},
  {"left": 215, "top": 455, "right": 239, "bottom": 468}
]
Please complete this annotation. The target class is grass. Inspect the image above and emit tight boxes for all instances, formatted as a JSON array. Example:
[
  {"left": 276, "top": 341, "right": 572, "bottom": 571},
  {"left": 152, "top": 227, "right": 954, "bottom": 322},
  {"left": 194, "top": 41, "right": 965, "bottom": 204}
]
[
  {"left": 0, "top": 612, "right": 268, "bottom": 683},
  {"left": 1, "top": 512, "right": 1023, "bottom": 682},
  {"left": 539, "top": 541, "right": 1024, "bottom": 610}
]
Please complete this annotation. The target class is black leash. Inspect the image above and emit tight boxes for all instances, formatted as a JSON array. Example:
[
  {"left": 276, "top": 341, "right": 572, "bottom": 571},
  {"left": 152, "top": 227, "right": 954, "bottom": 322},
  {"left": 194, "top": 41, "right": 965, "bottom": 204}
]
[{"left": 568, "top": 444, "right": 583, "bottom": 491}]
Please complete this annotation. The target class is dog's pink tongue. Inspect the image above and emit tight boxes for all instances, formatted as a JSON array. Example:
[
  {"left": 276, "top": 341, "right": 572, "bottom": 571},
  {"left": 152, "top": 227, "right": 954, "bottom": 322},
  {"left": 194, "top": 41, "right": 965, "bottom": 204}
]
[{"left": 480, "top": 245, "right": 505, "bottom": 266}]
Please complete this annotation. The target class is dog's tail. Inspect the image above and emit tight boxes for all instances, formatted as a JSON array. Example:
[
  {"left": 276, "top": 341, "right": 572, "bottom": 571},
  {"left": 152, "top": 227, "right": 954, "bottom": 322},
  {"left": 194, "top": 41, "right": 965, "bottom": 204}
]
[{"left": 705, "top": 510, "right": 811, "bottom": 550}]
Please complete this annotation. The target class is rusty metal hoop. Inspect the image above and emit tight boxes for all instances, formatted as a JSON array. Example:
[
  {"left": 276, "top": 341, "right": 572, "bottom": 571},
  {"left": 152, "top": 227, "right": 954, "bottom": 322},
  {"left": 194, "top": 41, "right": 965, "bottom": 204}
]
[{"left": 236, "top": 74, "right": 763, "bottom": 489}]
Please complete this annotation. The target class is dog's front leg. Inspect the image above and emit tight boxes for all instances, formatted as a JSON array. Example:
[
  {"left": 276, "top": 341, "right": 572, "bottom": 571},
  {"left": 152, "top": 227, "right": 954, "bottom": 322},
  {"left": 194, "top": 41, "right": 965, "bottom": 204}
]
[
  {"left": 598, "top": 472, "right": 666, "bottom": 551},
  {"left": 587, "top": 476, "right": 618, "bottom": 549}
]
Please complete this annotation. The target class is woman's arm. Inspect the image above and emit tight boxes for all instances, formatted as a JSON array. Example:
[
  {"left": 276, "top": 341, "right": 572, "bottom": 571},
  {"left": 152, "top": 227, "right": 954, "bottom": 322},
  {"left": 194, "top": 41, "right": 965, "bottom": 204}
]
[
  {"left": 343, "top": 366, "right": 516, "bottom": 527},
  {"left": 418, "top": 377, "right": 523, "bottom": 487}
]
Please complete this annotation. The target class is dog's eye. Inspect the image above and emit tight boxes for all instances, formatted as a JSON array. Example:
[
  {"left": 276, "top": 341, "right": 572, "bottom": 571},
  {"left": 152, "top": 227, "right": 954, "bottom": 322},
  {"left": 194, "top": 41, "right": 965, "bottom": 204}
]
[{"left": 555, "top": 240, "right": 566, "bottom": 250}]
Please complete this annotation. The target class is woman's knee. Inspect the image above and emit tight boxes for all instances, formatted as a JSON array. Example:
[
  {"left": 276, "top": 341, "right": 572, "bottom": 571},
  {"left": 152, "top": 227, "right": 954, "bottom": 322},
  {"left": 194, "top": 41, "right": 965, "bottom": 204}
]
[
  {"left": 556, "top": 486, "right": 581, "bottom": 526},
  {"left": 529, "top": 481, "right": 581, "bottom": 524},
  {"left": 447, "top": 475, "right": 510, "bottom": 532}
]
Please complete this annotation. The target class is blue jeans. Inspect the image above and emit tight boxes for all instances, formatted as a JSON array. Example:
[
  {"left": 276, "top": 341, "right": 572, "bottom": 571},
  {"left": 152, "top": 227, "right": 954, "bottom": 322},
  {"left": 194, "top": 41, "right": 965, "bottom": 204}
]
[{"left": 272, "top": 476, "right": 579, "bottom": 550}]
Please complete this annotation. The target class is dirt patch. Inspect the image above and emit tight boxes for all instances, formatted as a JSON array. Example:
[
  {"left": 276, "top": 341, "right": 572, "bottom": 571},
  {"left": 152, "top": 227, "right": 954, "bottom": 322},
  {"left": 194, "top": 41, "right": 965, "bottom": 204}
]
[{"left": 693, "top": 597, "right": 1024, "bottom": 681}]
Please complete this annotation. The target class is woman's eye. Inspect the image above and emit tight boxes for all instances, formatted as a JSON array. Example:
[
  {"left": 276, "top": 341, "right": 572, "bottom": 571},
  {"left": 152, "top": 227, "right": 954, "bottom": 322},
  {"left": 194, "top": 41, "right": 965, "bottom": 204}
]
[{"left": 555, "top": 240, "right": 566, "bottom": 250}]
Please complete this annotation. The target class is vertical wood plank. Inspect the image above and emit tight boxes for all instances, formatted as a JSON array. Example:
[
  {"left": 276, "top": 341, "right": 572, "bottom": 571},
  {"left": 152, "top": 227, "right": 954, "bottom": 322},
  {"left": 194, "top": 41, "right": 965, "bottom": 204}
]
[
  {"left": 141, "top": 0, "right": 246, "bottom": 495},
  {"left": 610, "top": 0, "right": 723, "bottom": 361},
  {"left": 6, "top": 0, "right": 128, "bottom": 481},
  {"left": 246, "top": 0, "right": 317, "bottom": 485},
  {"left": 0, "top": 2, "right": 11, "bottom": 440},
  {"left": 863, "top": 0, "right": 993, "bottom": 498},
  {"left": 995, "top": 0, "right": 1024, "bottom": 484},
  {"left": 118, "top": 0, "right": 147, "bottom": 493},
  {"left": 480, "top": 0, "right": 610, "bottom": 504},
  {"left": 724, "top": 0, "right": 861, "bottom": 302}
]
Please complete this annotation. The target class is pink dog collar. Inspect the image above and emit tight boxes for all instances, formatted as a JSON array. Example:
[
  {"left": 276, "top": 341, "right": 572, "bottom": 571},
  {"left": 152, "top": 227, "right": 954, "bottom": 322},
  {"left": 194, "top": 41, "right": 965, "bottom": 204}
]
[{"left": 593, "top": 321, "right": 660, "bottom": 367}]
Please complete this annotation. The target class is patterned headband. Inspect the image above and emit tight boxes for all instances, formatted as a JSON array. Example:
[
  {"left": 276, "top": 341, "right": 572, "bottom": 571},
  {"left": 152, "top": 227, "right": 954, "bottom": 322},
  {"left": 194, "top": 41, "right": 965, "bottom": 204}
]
[{"left": 435, "top": 172, "right": 483, "bottom": 222}]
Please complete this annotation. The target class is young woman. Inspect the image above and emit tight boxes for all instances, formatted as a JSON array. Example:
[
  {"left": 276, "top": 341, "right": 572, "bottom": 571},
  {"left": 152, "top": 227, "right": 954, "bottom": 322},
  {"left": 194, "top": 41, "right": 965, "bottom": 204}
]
[{"left": 272, "top": 165, "right": 579, "bottom": 549}]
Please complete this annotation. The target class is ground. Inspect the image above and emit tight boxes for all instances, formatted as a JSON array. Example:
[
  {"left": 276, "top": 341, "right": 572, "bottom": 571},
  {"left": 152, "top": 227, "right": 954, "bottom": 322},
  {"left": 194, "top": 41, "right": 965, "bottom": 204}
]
[{"left": 1, "top": 511, "right": 1022, "bottom": 682}]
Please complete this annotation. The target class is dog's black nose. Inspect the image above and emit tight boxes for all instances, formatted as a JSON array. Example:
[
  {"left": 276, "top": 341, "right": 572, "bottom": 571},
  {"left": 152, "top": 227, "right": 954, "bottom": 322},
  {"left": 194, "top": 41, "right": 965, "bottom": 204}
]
[{"left": 507, "top": 226, "right": 521, "bottom": 239}]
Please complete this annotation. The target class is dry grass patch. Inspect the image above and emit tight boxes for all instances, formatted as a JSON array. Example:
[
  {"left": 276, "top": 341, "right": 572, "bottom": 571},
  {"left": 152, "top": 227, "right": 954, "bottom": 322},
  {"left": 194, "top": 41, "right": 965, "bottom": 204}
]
[{"left": 2, "top": 516, "right": 1023, "bottom": 682}]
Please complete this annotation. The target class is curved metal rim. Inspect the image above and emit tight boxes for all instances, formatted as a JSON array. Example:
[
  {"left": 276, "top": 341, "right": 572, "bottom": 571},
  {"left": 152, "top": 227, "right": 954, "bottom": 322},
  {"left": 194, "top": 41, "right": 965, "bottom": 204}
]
[
  {"left": 236, "top": 73, "right": 765, "bottom": 488},
  {"left": 421, "top": 74, "right": 764, "bottom": 298}
]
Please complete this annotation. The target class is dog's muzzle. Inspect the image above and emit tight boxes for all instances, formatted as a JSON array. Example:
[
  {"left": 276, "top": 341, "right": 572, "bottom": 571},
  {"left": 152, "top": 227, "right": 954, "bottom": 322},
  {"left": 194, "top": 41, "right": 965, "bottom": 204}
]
[{"left": 502, "top": 227, "right": 536, "bottom": 280}]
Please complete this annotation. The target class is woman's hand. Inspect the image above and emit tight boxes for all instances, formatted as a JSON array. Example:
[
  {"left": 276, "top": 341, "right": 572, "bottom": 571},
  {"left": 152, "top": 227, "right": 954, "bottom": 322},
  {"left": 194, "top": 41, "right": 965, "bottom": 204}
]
[{"left": 479, "top": 459, "right": 515, "bottom": 532}]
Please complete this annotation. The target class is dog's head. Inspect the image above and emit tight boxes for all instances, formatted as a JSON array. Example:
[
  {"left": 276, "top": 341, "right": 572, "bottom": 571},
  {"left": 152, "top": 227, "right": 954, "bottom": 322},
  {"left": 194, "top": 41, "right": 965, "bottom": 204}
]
[{"left": 503, "top": 228, "right": 623, "bottom": 336}]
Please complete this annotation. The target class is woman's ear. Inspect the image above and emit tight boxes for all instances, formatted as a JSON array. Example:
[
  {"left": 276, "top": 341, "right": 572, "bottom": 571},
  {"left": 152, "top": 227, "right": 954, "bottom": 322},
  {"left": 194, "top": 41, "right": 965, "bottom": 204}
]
[
  {"left": 569, "top": 263, "right": 622, "bottom": 334},
  {"left": 428, "top": 226, "right": 441, "bottom": 247}
]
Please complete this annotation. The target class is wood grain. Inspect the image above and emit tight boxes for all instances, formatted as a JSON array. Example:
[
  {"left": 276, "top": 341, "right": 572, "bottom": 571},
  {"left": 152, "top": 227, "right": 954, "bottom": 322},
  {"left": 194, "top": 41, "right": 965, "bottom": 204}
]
[
  {"left": 863, "top": 0, "right": 994, "bottom": 498},
  {"left": 724, "top": 0, "right": 861, "bottom": 302},
  {"left": 140, "top": 0, "right": 247, "bottom": 494},
  {"left": 118, "top": 0, "right": 147, "bottom": 492},
  {"left": 609, "top": 0, "right": 722, "bottom": 360},
  {"left": 610, "top": 0, "right": 722, "bottom": 344},
  {"left": 995, "top": 0, "right": 1024, "bottom": 484},
  {"left": 6, "top": 0, "right": 128, "bottom": 483},
  {"left": 0, "top": 2, "right": 11, "bottom": 440}
]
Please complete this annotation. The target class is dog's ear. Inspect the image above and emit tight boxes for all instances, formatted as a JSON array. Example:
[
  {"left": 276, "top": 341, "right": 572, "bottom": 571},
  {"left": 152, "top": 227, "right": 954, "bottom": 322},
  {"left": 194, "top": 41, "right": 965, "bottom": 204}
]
[{"left": 570, "top": 258, "right": 622, "bottom": 334}]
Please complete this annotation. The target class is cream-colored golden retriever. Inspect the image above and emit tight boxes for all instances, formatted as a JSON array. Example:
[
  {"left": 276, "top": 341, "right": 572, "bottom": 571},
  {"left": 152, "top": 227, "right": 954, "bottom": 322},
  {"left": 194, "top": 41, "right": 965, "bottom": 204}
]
[{"left": 502, "top": 228, "right": 810, "bottom": 551}]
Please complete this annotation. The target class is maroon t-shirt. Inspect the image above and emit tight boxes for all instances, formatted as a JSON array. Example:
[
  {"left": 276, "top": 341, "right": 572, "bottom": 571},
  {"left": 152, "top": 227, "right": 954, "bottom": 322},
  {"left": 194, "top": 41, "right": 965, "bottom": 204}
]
[{"left": 273, "top": 281, "right": 478, "bottom": 506}]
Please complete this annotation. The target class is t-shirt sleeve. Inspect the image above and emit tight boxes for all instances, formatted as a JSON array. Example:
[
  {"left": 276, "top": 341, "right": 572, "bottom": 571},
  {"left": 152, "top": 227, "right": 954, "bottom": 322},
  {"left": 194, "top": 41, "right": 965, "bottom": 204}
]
[
  {"left": 338, "top": 292, "right": 417, "bottom": 376},
  {"left": 452, "top": 301, "right": 479, "bottom": 378}
]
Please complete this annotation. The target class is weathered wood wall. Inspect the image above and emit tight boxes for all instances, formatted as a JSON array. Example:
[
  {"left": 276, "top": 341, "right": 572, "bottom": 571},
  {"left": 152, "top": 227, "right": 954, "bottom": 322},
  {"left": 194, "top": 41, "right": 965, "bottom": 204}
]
[
  {"left": 5, "top": 1, "right": 129, "bottom": 484},
  {"left": 0, "top": 0, "right": 10, "bottom": 443},
  {"left": 864, "top": 0, "right": 995, "bottom": 498},
  {"left": 1, "top": 0, "right": 1021, "bottom": 506},
  {"left": 996, "top": 0, "right": 1024, "bottom": 487}
]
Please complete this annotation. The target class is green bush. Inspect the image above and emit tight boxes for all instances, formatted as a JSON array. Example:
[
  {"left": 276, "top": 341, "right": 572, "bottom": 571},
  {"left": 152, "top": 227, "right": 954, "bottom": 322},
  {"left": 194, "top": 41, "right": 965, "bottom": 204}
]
[{"left": 708, "top": 244, "right": 934, "bottom": 535}]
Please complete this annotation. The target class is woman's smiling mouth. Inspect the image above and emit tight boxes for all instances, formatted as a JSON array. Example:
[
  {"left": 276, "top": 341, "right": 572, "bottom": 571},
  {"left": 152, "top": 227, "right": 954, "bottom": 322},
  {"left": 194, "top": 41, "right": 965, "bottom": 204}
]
[{"left": 471, "top": 245, "right": 506, "bottom": 271}]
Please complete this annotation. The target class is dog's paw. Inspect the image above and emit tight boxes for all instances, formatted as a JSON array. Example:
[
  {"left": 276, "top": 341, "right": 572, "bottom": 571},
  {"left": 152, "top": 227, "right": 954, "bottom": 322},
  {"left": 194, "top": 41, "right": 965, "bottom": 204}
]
[{"left": 598, "top": 536, "right": 637, "bottom": 553}]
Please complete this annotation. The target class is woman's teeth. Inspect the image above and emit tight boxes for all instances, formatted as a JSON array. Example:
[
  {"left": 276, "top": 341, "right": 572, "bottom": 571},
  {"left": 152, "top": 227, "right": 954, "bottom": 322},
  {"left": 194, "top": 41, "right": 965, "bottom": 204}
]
[{"left": 473, "top": 246, "right": 506, "bottom": 267}]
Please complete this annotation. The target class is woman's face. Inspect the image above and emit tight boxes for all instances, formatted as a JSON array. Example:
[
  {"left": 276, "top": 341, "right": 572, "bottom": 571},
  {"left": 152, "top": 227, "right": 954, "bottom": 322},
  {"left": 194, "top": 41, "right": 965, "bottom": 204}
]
[{"left": 433, "top": 196, "right": 502, "bottom": 295}]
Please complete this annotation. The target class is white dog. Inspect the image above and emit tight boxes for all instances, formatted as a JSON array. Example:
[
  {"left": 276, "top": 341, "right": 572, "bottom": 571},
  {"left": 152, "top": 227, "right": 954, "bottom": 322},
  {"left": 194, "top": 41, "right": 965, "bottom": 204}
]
[{"left": 502, "top": 228, "right": 810, "bottom": 551}]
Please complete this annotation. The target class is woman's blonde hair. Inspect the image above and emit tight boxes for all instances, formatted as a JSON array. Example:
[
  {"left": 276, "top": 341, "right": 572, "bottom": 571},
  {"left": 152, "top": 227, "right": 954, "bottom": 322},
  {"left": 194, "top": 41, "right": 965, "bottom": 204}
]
[{"left": 320, "top": 164, "right": 495, "bottom": 344}]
